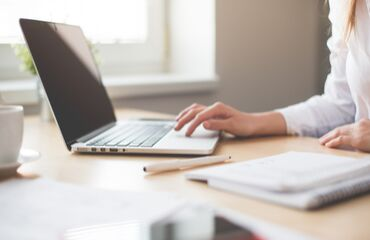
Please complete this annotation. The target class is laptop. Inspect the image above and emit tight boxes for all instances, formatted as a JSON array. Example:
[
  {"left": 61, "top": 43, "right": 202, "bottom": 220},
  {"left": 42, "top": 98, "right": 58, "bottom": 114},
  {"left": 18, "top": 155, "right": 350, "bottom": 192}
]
[{"left": 19, "top": 18, "right": 219, "bottom": 155}]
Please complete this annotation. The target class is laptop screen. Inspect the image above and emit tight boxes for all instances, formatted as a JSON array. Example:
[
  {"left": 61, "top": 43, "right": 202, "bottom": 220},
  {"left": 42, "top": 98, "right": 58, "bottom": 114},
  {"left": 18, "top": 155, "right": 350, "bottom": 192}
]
[{"left": 20, "top": 19, "right": 116, "bottom": 149}]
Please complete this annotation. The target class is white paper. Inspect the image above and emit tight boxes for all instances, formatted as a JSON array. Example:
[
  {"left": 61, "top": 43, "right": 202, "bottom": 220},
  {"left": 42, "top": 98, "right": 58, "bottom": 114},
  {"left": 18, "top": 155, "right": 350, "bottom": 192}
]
[
  {"left": 0, "top": 178, "right": 317, "bottom": 240},
  {"left": 0, "top": 178, "right": 184, "bottom": 240},
  {"left": 216, "top": 208, "right": 318, "bottom": 240}
]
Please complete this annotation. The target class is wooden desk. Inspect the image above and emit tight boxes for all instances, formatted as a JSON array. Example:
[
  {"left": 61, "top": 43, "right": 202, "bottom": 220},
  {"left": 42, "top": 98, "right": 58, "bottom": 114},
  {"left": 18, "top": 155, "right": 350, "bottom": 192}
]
[{"left": 19, "top": 109, "right": 370, "bottom": 240}]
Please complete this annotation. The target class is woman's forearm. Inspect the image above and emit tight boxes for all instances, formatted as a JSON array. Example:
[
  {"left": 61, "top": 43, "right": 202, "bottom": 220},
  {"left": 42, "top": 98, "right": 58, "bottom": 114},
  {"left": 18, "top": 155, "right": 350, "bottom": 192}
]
[{"left": 248, "top": 111, "right": 288, "bottom": 136}]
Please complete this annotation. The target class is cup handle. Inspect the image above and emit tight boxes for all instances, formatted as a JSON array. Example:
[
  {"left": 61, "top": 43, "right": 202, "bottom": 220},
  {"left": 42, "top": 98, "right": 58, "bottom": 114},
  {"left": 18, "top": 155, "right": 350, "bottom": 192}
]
[{"left": 18, "top": 148, "right": 41, "bottom": 164}]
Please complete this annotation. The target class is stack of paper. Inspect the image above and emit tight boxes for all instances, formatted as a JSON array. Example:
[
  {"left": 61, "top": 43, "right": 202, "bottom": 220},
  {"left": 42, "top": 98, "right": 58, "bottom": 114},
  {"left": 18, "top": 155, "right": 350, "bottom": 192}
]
[
  {"left": 0, "top": 178, "right": 183, "bottom": 240},
  {"left": 0, "top": 177, "right": 318, "bottom": 240}
]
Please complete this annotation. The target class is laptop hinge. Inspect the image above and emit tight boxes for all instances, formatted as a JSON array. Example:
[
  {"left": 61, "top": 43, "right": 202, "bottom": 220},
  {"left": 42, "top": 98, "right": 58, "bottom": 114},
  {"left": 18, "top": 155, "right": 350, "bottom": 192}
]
[{"left": 71, "top": 122, "right": 117, "bottom": 145}]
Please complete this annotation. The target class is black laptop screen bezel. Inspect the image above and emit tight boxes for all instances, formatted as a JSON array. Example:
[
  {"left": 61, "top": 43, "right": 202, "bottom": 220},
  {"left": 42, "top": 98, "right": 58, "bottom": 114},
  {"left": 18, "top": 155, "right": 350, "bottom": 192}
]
[{"left": 19, "top": 19, "right": 117, "bottom": 150}]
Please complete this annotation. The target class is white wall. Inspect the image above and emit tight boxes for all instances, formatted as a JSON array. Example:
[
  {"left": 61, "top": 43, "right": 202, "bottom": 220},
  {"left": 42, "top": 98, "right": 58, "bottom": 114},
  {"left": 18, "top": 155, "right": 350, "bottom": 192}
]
[
  {"left": 114, "top": 0, "right": 326, "bottom": 114},
  {"left": 168, "top": 0, "right": 215, "bottom": 75}
]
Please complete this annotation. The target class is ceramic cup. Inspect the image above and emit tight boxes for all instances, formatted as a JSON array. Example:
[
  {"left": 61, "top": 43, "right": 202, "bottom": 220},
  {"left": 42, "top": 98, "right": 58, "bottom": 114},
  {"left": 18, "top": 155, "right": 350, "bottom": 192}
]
[{"left": 0, "top": 105, "right": 23, "bottom": 165}]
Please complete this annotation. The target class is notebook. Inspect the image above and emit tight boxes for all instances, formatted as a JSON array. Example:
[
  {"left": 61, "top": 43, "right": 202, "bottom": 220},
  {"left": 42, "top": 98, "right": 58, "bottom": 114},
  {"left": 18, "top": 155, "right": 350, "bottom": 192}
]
[{"left": 185, "top": 152, "right": 370, "bottom": 210}]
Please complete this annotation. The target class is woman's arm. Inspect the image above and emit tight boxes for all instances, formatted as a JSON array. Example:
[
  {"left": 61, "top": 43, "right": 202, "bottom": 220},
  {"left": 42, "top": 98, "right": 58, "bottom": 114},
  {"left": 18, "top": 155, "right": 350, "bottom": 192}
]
[
  {"left": 275, "top": 0, "right": 355, "bottom": 138},
  {"left": 175, "top": 102, "right": 286, "bottom": 137}
]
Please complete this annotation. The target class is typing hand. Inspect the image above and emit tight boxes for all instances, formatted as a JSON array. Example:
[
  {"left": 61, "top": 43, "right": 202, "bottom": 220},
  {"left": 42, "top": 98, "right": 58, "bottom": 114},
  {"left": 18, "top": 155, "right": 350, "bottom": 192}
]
[
  {"left": 319, "top": 119, "right": 370, "bottom": 152},
  {"left": 174, "top": 102, "right": 254, "bottom": 137}
]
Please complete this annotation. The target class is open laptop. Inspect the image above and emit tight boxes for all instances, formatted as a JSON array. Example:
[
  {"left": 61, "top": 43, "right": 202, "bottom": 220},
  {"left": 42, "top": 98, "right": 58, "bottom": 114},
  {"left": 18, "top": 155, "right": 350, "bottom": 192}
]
[{"left": 19, "top": 18, "right": 219, "bottom": 155}]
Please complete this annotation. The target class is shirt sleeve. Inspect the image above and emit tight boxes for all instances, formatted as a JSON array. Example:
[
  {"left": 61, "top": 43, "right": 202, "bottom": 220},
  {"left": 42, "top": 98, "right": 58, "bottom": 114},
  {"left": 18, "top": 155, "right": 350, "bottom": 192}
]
[{"left": 276, "top": 0, "right": 356, "bottom": 138}]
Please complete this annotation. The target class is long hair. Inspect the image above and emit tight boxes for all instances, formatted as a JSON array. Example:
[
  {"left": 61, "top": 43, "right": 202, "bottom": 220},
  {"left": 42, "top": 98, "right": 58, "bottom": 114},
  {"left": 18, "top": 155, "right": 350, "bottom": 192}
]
[{"left": 346, "top": 0, "right": 357, "bottom": 37}]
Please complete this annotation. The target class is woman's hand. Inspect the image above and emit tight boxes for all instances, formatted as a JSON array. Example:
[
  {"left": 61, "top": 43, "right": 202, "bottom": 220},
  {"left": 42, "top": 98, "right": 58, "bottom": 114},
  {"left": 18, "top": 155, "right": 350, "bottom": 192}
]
[
  {"left": 175, "top": 102, "right": 253, "bottom": 137},
  {"left": 319, "top": 119, "right": 370, "bottom": 152},
  {"left": 175, "top": 102, "right": 287, "bottom": 137}
]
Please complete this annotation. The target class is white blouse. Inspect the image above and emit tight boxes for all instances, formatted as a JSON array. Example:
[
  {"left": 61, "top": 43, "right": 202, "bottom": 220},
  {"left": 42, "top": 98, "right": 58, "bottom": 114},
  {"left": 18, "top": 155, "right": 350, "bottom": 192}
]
[{"left": 278, "top": 0, "right": 370, "bottom": 137}]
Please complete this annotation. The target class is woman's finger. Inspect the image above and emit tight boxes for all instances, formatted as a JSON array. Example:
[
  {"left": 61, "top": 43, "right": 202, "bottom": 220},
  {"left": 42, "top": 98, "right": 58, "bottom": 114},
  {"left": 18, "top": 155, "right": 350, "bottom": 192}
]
[
  {"left": 186, "top": 103, "right": 227, "bottom": 136},
  {"left": 175, "top": 103, "right": 204, "bottom": 121},
  {"left": 175, "top": 107, "right": 204, "bottom": 131},
  {"left": 325, "top": 135, "right": 352, "bottom": 148},
  {"left": 319, "top": 126, "right": 350, "bottom": 145}
]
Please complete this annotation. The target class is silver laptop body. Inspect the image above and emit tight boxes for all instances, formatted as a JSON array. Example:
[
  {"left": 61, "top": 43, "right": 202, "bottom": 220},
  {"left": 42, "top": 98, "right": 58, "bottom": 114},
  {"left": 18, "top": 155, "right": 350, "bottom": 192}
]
[
  {"left": 20, "top": 18, "right": 219, "bottom": 155},
  {"left": 72, "top": 120, "right": 219, "bottom": 155}
]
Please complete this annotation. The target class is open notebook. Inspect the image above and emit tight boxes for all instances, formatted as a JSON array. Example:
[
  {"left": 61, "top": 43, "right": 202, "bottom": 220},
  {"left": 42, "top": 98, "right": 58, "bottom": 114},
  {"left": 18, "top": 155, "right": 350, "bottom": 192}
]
[{"left": 186, "top": 152, "right": 370, "bottom": 210}]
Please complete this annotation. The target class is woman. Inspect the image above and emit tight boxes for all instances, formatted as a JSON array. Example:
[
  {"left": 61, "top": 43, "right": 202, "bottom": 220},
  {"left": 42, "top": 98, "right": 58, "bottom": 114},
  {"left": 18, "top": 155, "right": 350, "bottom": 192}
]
[{"left": 175, "top": 0, "right": 370, "bottom": 152}]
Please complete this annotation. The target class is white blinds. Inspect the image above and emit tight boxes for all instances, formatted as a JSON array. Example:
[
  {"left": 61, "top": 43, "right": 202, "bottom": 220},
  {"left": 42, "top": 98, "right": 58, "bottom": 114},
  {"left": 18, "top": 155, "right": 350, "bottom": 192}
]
[{"left": 0, "top": 0, "right": 147, "bottom": 43}]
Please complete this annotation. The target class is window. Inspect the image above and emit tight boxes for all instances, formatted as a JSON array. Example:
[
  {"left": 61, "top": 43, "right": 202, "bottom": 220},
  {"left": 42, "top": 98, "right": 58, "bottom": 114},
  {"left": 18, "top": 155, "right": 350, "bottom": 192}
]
[
  {"left": 0, "top": 0, "right": 165, "bottom": 79},
  {"left": 0, "top": 0, "right": 217, "bottom": 105},
  {"left": 0, "top": 0, "right": 147, "bottom": 43}
]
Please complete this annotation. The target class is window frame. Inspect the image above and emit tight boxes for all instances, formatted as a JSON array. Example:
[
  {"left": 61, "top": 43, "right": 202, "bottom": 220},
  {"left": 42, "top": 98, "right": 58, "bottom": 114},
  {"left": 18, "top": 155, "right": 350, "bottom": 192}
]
[{"left": 0, "top": 0, "right": 166, "bottom": 80}]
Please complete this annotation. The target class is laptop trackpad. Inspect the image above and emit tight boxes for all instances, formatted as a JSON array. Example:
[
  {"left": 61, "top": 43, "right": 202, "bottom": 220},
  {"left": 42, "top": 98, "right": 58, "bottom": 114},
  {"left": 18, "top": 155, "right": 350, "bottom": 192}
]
[{"left": 154, "top": 125, "right": 219, "bottom": 151}]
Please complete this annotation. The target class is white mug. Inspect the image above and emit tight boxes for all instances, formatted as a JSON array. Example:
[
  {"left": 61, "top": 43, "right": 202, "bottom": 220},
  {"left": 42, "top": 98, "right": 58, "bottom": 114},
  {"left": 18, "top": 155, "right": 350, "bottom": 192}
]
[{"left": 0, "top": 105, "right": 23, "bottom": 164}]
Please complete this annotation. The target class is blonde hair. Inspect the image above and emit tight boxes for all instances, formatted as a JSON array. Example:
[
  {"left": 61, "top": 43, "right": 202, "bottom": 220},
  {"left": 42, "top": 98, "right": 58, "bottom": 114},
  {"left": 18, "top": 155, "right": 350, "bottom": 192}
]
[{"left": 346, "top": 0, "right": 357, "bottom": 37}]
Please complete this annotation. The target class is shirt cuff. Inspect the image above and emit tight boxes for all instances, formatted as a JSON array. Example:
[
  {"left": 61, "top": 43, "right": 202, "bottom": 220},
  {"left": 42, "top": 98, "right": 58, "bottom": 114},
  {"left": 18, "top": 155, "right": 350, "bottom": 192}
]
[{"left": 275, "top": 106, "right": 303, "bottom": 136}]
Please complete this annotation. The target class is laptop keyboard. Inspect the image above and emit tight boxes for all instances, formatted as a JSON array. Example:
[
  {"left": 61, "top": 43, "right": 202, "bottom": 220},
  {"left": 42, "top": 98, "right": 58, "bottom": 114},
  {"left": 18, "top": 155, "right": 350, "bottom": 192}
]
[{"left": 87, "top": 122, "right": 174, "bottom": 148}]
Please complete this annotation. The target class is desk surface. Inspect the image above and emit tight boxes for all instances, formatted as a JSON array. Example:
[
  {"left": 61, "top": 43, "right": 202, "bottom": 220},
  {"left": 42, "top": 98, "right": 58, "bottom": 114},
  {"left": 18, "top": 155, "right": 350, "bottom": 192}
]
[{"left": 19, "top": 109, "right": 370, "bottom": 240}]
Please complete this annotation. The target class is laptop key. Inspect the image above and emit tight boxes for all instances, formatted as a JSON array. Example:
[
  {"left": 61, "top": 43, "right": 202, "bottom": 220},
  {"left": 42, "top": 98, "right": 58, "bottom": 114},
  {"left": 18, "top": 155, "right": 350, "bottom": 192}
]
[
  {"left": 117, "top": 125, "right": 149, "bottom": 146},
  {"left": 105, "top": 127, "right": 137, "bottom": 146},
  {"left": 90, "top": 125, "right": 129, "bottom": 146},
  {"left": 89, "top": 123, "right": 174, "bottom": 147},
  {"left": 128, "top": 127, "right": 159, "bottom": 147},
  {"left": 140, "top": 127, "right": 172, "bottom": 147},
  {"left": 88, "top": 125, "right": 128, "bottom": 146},
  {"left": 95, "top": 131, "right": 123, "bottom": 146}
]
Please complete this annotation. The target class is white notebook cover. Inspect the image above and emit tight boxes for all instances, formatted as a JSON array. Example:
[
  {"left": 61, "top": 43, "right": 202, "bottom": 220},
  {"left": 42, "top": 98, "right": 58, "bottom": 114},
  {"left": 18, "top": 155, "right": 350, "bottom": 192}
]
[
  {"left": 186, "top": 152, "right": 370, "bottom": 192},
  {"left": 186, "top": 152, "right": 370, "bottom": 209}
]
